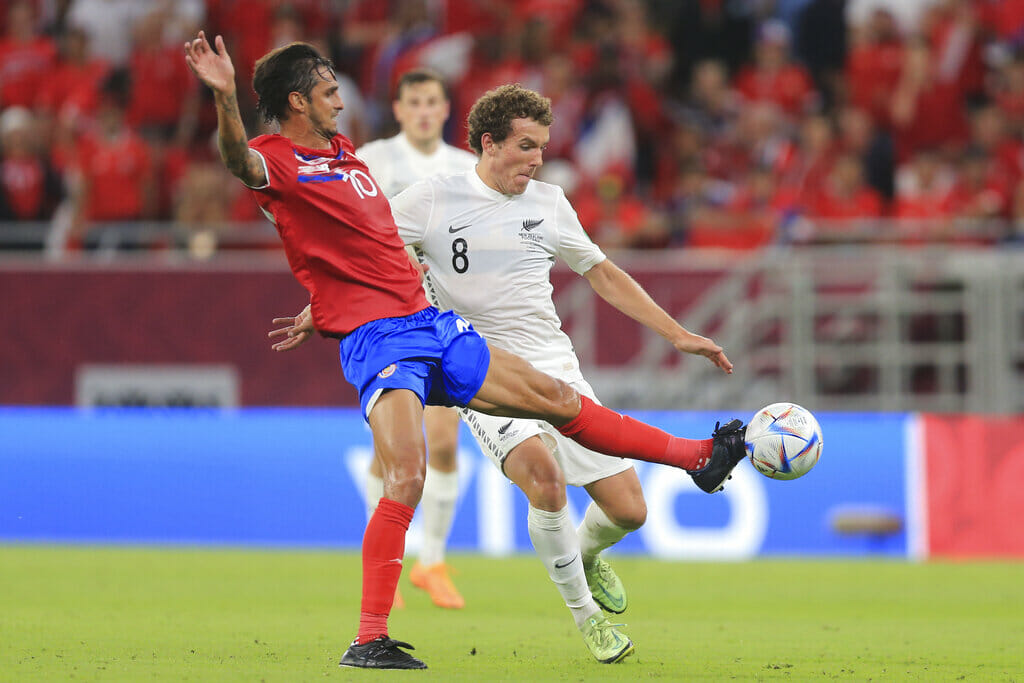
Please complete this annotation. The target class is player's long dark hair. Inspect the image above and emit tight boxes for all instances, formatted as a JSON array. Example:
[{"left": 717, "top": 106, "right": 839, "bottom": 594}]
[{"left": 252, "top": 42, "right": 335, "bottom": 124}]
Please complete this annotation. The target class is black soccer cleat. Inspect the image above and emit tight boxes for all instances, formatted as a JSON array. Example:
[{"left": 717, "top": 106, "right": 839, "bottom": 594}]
[
  {"left": 339, "top": 636, "right": 427, "bottom": 670},
  {"left": 689, "top": 419, "right": 747, "bottom": 493}
]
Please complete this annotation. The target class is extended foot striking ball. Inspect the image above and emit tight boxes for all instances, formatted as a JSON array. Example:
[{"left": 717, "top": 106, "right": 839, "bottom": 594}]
[{"left": 744, "top": 402, "right": 822, "bottom": 480}]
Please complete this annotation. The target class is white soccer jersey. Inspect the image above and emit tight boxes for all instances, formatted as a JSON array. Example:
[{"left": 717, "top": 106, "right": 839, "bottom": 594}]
[
  {"left": 392, "top": 170, "right": 606, "bottom": 382},
  {"left": 355, "top": 133, "right": 478, "bottom": 198}
]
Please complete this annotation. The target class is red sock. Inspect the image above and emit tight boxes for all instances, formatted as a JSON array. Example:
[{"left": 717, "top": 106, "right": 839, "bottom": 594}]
[
  {"left": 557, "top": 396, "right": 712, "bottom": 471},
  {"left": 356, "top": 497, "right": 414, "bottom": 645}
]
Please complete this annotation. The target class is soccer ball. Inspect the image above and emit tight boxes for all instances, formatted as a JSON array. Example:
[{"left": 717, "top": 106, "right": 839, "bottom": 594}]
[{"left": 744, "top": 402, "right": 823, "bottom": 480}]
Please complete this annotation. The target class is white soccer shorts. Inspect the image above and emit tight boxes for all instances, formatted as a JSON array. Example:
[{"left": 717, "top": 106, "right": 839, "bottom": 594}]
[{"left": 458, "top": 379, "right": 633, "bottom": 487}]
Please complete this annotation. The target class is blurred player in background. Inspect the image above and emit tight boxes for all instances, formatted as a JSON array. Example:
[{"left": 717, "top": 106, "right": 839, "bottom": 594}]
[
  {"left": 356, "top": 68, "right": 477, "bottom": 610},
  {"left": 357, "top": 68, "right": 477, "bottom": 197},
  {"left": 186, "top": 33, "right": 745, "bottom": 669}
]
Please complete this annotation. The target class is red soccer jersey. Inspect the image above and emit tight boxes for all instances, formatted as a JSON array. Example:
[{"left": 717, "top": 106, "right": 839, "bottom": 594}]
[
  {"left": 128, "top": 43, "right": 195, "bottom": 129},
  {"left": 808, "top": 186, "right": 884, "bottom": 220},
  {"left": 0, "top": 36, "right": 56, "bottom": 108},
  {"left": 248, "top": 133, "right": 428, "bottom": 336},
  {"left": 74, "top": 130, "right": 152, "bottom": 221},
  {"left": 846, "top": 42, "right": 904, "bottom": 127},
  {"left": 36, "top": 58, "right": 108, "bottom": 117},
  {"left": 1, "top": 157, "right": 43, "bottom": 218},
  {"left": 734, "top": 63, "right": 815, "bottom": 116}
]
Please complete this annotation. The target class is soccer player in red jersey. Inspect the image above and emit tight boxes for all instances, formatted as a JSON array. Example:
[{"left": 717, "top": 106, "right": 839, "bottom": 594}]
[{"left": 185, "top": 32, "right": 746, "bottom": 670}]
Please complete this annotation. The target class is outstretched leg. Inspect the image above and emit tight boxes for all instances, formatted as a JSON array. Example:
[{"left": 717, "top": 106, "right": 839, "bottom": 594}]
[{"left": 467, "top": 346, "right": 744, "bottom": 491}]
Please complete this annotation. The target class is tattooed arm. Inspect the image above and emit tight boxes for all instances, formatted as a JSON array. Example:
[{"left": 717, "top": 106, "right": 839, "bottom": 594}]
[{"left": 184, "top": 31, "right": 267, "bottom": 187}]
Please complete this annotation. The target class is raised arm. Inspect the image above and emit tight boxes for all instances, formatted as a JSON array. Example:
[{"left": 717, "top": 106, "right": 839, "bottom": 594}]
[
  {"left": 583, "top": 259, "right": 734, "bottom": 374},
  {"left": 184, "top": 31, "right": 267, "bottom": 187}
]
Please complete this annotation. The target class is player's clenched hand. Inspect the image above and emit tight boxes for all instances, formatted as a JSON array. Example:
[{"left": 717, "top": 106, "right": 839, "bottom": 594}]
[
  {"left": 184, "top": 31, "right": 236, "bottom": 95},
  {"left": 674, "top": 333, "right": 734, "bottom": 374},
  {"left": 269, "top": 304, "right": 314, "bottom": 352}
]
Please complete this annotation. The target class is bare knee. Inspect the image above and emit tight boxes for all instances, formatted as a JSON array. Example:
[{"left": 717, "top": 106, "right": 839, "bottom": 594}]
[
  {"left": 547, "top": 379, "right": 582, "bottom": 425},
  {"left": 376, "top": 434, "right": 426, "bottom": 506},
  {"left": 385, "top": 460, "right": 425, "bottom": 505},
  {"left": 606, "top": 499, "right": 647, "bottom": 531},
  {"left": 505, "top": 440, "right": 566, "bottom": 511},
  {"left": 587, "top": 472, "right": 647, "bottom": 530},
  {"left": 525, "top": 374, "right": 580, "bottom": 426},
  {"left": 425, "top": 417, "right": 459, "bottom": 470},
  {"left": 427, "top": 429, "right": 458, "bottom": 462},
  {"left": 527, "top": 473, "right": 566, "bottom": 511}
]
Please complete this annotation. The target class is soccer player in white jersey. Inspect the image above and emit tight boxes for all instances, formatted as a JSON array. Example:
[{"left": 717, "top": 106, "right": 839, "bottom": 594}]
[
  {"left": 387, "top": 84, "right": 731, "bottom": 663},
  {"left": 356, "top": 69, "right": 477, "bottom": 610}
]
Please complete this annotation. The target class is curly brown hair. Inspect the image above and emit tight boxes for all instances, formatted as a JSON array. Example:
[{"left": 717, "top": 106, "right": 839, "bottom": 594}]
[{"left": 466, "top": 84, "right": 553, "bottom": 155}]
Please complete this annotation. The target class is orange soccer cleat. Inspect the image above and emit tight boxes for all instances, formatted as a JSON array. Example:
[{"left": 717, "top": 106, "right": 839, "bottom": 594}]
[
  {"left": 392, "top": 585, "right": 405, "bottom": 610},
  {"left": 408, "top": 562, "right": 465, "bottom": 609}
]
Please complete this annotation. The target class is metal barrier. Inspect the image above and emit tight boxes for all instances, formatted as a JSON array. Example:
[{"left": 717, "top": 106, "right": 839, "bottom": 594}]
[{"left": 565, "top": 246, "right": 1024, "bottom": 414}]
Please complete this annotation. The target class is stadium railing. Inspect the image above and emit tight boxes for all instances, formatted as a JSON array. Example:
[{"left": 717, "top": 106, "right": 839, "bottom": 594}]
[{"left": 2, "top": 219, "right": 1023, "bottom": 413}]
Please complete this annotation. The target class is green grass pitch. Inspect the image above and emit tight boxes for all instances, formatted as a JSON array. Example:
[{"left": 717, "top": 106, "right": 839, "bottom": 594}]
[{"left": 1, "top": 546, "right": 1021, "bottom": 681}]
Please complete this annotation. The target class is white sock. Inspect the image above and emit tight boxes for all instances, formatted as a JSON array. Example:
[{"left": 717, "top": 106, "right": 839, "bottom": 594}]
[
  {"left": 578, "top": 502, "right": 630, "bottom": 569},
  {"left": 527, "top": 505, "right": 601, "bottom": 628},
  {"left": 364, "top": 472, "right": 383, "bottom": 524},
  {"left": 417, "top": 466, "right": 458, "bottom": 566}
]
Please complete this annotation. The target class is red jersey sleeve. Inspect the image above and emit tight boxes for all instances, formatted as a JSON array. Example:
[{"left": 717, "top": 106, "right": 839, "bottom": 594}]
[{"left": 249, "top": 135, "right": 295, "bottom": 196}]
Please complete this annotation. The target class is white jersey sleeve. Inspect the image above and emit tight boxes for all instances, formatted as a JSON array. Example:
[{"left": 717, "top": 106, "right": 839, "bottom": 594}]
[
  {"left": 552, "top": 186, "right": 606, "bottom": 275},
  {"left": 392, "top": 180, "right": 435, "bottom": 248}
]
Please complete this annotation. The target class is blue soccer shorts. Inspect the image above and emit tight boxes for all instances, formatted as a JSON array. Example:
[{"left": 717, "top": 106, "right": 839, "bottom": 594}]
[{"left": 338, "top": 306, "right": 491, "bottom": 421}]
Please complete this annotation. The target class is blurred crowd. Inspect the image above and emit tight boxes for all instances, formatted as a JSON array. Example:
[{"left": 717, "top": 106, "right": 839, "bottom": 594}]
[{"left": 2, "top": 0, "right": 1024, "bottom": 255}]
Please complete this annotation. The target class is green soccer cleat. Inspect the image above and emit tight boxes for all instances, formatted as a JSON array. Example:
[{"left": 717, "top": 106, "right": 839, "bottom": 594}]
[
  {"left": 580, "top": 615, "right": 634, "bottom": 664},
  {"left": 584, "top": 557, "right": 628, "bottom": 614}
]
